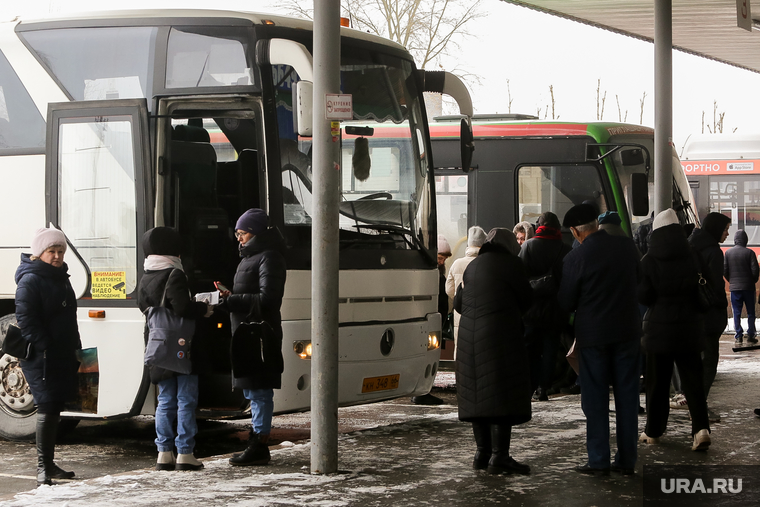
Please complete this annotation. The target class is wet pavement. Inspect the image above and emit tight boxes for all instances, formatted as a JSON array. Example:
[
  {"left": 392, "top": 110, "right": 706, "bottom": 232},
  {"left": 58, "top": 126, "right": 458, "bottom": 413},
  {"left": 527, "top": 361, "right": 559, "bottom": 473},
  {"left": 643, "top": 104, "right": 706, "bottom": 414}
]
[{"left": 2, "top": 334, "right": 760, "bottom": 506}]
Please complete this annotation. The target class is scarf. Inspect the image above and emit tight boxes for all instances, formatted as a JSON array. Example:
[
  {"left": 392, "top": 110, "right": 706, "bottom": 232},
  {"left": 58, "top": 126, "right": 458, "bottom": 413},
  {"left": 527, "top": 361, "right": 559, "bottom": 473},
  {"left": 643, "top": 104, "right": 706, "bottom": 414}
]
[
  {"left": 534, "top": 225, "right": 562, "bottom": 241},
  {"left": 144, "top": 255, "right": 184, "bottom": 272}
]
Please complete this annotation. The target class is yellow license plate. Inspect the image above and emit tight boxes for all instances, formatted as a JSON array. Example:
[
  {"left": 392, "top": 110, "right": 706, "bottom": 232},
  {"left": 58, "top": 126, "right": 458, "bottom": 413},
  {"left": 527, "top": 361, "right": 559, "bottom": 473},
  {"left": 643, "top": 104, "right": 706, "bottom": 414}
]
[{"left": 361, "top": 374, "right": 400, "bottom": 393}]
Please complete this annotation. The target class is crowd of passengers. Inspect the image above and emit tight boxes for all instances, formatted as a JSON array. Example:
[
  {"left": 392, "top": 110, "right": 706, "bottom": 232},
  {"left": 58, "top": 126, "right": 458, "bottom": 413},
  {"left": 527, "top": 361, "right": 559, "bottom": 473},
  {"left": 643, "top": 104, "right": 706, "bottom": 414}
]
[
  {"left": 438, "top": 204, "right": 741, "bottom": 475},
  {"left": 12, "top": 202, "right": 749, "bottom": 484}
]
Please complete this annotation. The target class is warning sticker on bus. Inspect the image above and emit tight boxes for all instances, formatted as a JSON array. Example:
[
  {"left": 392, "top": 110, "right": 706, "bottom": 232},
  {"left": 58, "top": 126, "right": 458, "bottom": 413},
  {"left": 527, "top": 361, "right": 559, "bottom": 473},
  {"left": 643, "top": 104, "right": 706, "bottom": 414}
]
[
  {"left": 361, "top": 374, "right": 400, "bottom": 393},
  {"left": 91, "top": 271, "right": 127, "bottom": 299}
]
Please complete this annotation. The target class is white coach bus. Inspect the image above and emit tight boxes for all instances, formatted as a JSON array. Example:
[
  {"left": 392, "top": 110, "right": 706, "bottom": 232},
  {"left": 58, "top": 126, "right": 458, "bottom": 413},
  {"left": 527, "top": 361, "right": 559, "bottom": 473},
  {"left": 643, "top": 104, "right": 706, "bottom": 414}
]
[{"left": 0, "top": 9, "right": 473, "bottom": 439}]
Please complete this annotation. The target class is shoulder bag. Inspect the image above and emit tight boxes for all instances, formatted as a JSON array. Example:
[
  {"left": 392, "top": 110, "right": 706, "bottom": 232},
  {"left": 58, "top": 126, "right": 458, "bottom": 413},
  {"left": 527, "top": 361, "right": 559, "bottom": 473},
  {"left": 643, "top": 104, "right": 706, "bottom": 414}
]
[
  {"left": 529, "top": 244, "right": 564, "bottom": 298},
  {"left": 144, "top": 270, "right": 195, "bottom": 374},
  {"left": 1, "top": 324, "right": 33, "bottom": 360}
]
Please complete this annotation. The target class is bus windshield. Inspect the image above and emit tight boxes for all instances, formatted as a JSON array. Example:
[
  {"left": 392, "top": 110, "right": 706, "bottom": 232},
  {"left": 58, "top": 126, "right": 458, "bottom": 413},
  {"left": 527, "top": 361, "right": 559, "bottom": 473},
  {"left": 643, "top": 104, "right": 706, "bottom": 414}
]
[{"left": 278, "top": 54, "right": 432, "bottom": 254}]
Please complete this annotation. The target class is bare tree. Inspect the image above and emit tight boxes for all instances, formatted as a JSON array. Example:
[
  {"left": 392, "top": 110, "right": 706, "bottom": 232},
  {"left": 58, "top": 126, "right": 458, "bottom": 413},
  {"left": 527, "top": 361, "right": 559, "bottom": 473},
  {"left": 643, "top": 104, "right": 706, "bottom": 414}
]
[
  {"left": 506, "top": 79, "right": 513, "bottom": 114},
  {"left": 639, "top": 92, "right": 647, "bottom": 125},
  {"left": 704, "top": 101, "right": 728, "bottom": 134},
  {"left": 283, "top": 0, "right": 484, "bottom": 70},
  {"left": 595, "top": 79, "right": 606, "bottom": 120},
  {"left": 549, "top": 85, "right": 559, "bottom": 119},
  {"left": 615, "top": 95, "right": 628, "bottom": 122}
]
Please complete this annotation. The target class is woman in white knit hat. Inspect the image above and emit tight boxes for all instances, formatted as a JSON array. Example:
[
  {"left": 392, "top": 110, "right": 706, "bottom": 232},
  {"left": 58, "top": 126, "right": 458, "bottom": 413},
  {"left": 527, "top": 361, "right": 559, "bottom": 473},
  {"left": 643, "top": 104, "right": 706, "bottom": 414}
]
[
  {"left": 14, "top": 227, "right": 81, "bottom": 485},
  {"left": 445, "top": 226, "right": 487, "bottom": 356},
  {"left": 637, "top": 209, "right": 712, "bottom": 451}
]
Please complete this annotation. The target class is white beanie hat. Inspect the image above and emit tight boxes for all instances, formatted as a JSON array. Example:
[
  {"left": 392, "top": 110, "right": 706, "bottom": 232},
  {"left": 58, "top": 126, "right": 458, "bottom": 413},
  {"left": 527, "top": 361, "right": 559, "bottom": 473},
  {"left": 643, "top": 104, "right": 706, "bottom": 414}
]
[
  {"left": 31, "top": 227, "right": 67, "bottom": 257},
  {"left": 437, "top": 234, "right": 451, "bottom": 255},
  {"left": 467, "top": 226, "right": 487, "bottom": 248},
  {"left": 652, "top": 209, "right": 679, "bottom": 230}
]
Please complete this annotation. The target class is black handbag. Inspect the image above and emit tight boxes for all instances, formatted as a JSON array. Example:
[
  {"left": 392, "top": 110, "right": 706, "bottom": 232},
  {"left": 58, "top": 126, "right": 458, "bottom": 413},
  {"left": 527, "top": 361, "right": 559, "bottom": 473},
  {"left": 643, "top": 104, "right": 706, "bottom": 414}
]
[
  {"left": 1, "top": 324, "right": 32, "bottom": 360},
  {"left": 230, "top": 320, "right": 283, "bottom": 378},
  {"left": 143, "top": 270, "right": 195, "bottom": 374},
  {"left": 528, "top": 244, "right": 563, "bottom": 298}
]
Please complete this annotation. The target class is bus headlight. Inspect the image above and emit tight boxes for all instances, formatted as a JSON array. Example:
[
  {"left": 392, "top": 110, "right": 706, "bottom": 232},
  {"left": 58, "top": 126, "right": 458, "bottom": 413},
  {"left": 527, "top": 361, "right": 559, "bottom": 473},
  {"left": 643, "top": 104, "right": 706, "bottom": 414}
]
[
  {"left": 427, "top": 332, "right": 441, "bottom": 350},
  {"left": 293, "top": 341, "right": 312, "bottom": 360}
]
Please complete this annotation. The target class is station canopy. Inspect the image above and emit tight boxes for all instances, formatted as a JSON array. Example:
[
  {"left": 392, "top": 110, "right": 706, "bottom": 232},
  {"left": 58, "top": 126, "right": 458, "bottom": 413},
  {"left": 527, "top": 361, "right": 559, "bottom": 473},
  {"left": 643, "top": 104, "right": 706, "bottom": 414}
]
[{"left": 504, "top": 1, "right": 760, "bottom": 75}]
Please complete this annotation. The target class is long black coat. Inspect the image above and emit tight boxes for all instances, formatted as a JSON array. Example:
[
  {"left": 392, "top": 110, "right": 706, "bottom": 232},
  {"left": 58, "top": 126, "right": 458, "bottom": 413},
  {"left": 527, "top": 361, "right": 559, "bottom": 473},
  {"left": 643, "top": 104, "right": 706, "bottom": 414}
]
[
  {"left": 638, "top": 224, "right": 703, "bottom": 355},
  {"left": 15, "top": 254, "right": 81, "bottom": 406},
  {"left": 689, "top": 227, "right": 728, "bottom": 335},
  {"left": 137, "top": 267, "right": 209, "bottom": 383},
  {"left": 453, "top": 241, "right": 533, "bottom": 424},
  {"left": 226, "top": 228, "right": 287, "bottom": 390}
]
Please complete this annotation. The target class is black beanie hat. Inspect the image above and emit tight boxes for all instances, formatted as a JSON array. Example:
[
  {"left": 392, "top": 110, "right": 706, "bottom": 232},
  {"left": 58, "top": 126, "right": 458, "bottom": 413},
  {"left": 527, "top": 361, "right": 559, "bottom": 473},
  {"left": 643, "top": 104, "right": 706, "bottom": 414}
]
[
  {"left": 701, "top": 212, "right": 731, "bottom": 243},
  {"left": 563, "top": 204, "right": 598, "bottom": 228},
  {"left": 142, "top": 227, "right": 182, "bottom": 257}
]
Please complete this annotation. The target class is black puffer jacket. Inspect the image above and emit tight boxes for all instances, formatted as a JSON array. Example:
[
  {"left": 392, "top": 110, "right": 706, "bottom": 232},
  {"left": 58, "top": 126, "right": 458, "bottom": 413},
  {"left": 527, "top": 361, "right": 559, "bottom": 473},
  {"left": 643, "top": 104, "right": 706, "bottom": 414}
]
[
  {"left": 689, "top": 226, "right": 728, "bottom": 334},
  {"left": 226, "top": 228, "right": 287, "bottom": 390},
  {"left": 638, "top": 224, "right": 703, "bottom": 354},
  {"left": 137, "top": 267, "right": 209, "bottom": 383},
  {"left": 724, "top": 230, "right": 759, "bottom": 292},
  {"left": 14, "top": 254, "right": 81, "bottom": 406},
  {"left": 453, "top": 240, "right": 533, "bottom": 424}
]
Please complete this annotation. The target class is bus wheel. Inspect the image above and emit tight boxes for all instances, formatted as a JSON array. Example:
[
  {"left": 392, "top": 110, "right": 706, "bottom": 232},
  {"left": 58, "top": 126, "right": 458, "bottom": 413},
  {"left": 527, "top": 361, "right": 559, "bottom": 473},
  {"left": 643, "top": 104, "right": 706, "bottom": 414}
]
[{"left": 0, "top": 314, "right": 37, "bottom": 441}]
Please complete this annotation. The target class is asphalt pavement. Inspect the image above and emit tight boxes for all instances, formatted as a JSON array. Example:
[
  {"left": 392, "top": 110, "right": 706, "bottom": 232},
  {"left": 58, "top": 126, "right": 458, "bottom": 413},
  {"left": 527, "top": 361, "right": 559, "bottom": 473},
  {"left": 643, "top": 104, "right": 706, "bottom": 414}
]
[{"left": 2, "top": 334, "right": 760, "bottom": 506}]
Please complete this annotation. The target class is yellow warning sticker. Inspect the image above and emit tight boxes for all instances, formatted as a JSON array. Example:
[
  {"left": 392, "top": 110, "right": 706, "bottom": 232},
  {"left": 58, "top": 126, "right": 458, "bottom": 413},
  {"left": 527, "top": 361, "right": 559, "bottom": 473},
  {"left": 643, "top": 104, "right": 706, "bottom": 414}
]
[{"left": 91, "top": 271, "right": 127, "bottom": 299}]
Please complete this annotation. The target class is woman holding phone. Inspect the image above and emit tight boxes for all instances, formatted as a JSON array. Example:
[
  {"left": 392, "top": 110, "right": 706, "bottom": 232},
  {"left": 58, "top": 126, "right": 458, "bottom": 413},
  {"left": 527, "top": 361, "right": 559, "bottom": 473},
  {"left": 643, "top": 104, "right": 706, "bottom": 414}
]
[{"left": 219, "top": 208, "right": 287, "bottom": 466}]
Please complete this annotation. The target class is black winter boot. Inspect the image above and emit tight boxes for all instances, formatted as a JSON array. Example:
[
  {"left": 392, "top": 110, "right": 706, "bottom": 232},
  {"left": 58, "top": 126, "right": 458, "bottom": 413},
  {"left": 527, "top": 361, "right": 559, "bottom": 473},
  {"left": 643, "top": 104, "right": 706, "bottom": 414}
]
[
  {"left": 36, "top": 413, "right": 75, "bottom": 486},
  {"left": 472, "top": 422, "right": 491, "bottom": 470},
  {"left": 487, "top": 424, "right": 530, "bottom": 475},
  {"left": 229, "top": 432, "right": 271, "bottom": 466}
]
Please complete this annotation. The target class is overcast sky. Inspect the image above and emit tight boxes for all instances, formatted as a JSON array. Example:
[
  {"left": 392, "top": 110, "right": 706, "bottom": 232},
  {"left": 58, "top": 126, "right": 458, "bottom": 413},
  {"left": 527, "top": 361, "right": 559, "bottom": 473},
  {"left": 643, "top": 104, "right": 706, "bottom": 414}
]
[{"left": 3, "top": 0, "right": 760, "bottom": 153}]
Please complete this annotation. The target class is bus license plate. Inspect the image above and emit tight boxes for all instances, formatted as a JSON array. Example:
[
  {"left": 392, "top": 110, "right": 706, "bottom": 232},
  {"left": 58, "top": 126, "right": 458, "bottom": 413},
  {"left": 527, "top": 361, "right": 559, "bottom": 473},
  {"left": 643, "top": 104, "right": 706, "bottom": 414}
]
[{"left": 361, "top": 374, "right": 400, "bottom": 393}]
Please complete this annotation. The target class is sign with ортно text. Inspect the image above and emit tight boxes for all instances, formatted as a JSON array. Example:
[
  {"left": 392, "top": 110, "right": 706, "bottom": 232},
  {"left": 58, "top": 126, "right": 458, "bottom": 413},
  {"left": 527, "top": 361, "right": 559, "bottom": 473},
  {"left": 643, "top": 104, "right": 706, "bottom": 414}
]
[{"left": 681, "top": 159, "right": 759, "bottom": 175}]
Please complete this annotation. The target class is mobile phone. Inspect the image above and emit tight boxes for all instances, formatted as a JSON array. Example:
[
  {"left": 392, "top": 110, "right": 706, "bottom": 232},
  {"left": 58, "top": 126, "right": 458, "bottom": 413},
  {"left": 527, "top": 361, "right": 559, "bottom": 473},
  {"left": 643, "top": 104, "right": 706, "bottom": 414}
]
[{"left": 214, "top": 281, "right": 229, "bottom": 292}]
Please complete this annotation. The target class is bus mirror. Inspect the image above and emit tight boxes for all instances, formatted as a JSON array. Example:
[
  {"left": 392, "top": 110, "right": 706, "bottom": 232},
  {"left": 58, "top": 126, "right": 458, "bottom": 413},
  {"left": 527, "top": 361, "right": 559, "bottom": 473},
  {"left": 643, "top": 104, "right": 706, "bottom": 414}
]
[
  {"left": 460, "top": 118, "right": 474, "bottom": 172},
  {"left": 293, "top": 80, "right": 313, "bottom": 136},
  {"left": 630, "top": 172, "right": 649, "bottom": 216},
  {"left": 622, "top": 148, "right": 645, "bottom": 166}
]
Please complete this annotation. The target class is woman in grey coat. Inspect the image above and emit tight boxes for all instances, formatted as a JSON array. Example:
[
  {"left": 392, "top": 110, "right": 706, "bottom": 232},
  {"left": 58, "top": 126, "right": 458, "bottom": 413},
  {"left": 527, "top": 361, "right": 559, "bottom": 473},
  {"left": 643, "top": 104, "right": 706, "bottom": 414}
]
[{"left": 454, "top": 228, "right": 533, "bottom": 475}]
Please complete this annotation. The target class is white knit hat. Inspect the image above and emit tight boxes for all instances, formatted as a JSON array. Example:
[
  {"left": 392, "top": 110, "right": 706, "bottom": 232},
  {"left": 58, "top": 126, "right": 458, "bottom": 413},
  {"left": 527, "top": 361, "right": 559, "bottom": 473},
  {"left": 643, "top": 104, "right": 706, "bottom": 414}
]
[
  {"left": 652, "top": 209, "right": 679, "bottom": 230},
  {"left": 467, "top": 226, "right": 487, "bottom": 248},
  {"left": 31, "top": 227, "right": 67, "bottom": 257}
]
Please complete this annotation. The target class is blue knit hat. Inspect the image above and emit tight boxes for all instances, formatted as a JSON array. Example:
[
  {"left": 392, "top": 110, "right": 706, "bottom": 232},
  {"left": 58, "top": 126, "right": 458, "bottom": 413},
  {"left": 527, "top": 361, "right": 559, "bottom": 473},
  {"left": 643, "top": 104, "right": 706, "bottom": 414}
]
[
  {"left": 235, "top": 208, "right": 268, "bottom": 236},
  {"left": 598, "top": 211, "right": 622, "bottom": 226}
]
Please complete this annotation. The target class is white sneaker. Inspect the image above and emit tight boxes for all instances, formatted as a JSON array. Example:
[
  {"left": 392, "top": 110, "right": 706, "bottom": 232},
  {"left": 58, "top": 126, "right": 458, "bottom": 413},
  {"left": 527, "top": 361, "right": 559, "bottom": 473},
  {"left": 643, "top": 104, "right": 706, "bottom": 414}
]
[
  {"left": 692, "top": 429, "right": 711, "bottom": 451},
  {"left": 639, "top": 432, "right": 660, "bottom": 444},
  {"left": 669, "top": 394, "right": 688, "bottom": 410},
  {"left": 176, "top": 453, "right": 204, "bottom": 471},
  {"left": 156, "top": 451, "right": 175, "bottom": 471}
]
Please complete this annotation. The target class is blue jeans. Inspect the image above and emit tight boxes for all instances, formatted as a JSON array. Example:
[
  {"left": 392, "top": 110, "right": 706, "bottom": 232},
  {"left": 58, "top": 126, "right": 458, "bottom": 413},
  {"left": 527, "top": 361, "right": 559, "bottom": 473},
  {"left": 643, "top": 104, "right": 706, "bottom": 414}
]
[
  {"left": 731, "top": 290, "right": 756, "bottom": 338},
  {"left": 578, "top": 339, "right": 640, "bottom": 470},
  {"left": 244, "top": 388, "right": 274, "bottom": 435},
  {"left": 155, "top": 374, "right": 199, "bottom": 454}
]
